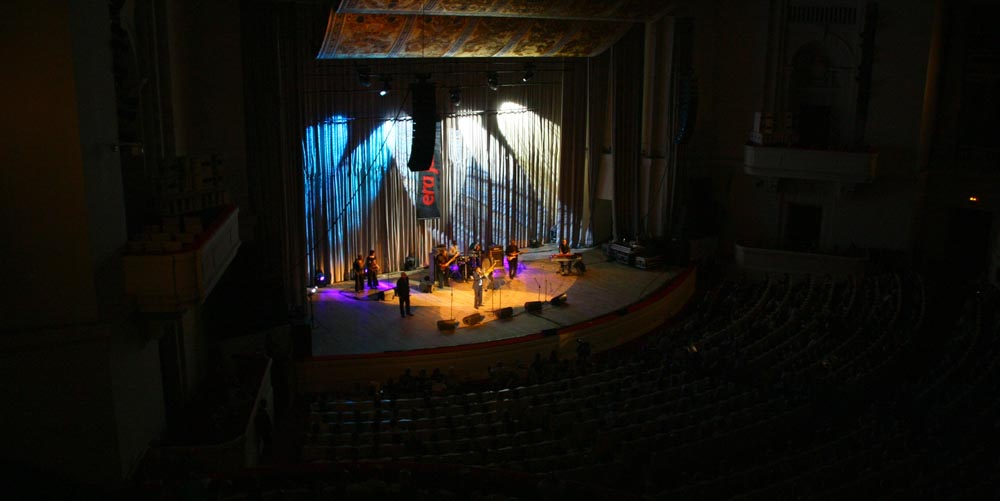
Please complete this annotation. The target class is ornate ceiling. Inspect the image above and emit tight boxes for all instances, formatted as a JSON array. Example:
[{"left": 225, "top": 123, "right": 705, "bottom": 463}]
[{"left": 317, "top": 0, "right": 674, "bottom": 59}]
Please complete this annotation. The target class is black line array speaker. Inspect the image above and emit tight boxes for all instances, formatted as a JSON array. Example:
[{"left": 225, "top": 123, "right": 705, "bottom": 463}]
[{"left": 408, "top": 81, "right": 437, "bottom": 172}]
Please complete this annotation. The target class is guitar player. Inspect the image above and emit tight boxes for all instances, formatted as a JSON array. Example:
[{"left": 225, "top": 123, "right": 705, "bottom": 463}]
[
  {"left": 435, "top": 246, "right": 459, "bottom": 289},
  {"left": 505, "top": 241, "right": 520, "bottom": 279}
]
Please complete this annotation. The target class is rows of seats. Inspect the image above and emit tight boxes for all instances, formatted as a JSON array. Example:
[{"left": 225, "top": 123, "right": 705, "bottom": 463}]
[{"left": 296, "top": 264, "right": 954, "bottom": 497}]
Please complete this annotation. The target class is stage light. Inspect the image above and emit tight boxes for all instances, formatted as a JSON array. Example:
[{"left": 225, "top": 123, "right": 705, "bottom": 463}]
[
  {"left": 379, "top": 76, "right": 391, "bottom": 96},
  {"left": 307, "top": 286, "right": 318, "bottom": 296},
  {"left": 487, "top": 71, "right": 499, "bottom": 91},
  {"left": 969, "top": 195, "right": 979, "bottom": 202},
  {"left": 358, "top": 69, "right": 372, "bottom": 88},
  {"left": 462, "top": 313, "right": 485, "bottom": 326},
  {"left": 449, "top": 87, "right": 461, "bottom": 106},
  {"left": 550, "top": 293, "right": 568, "bottom": 306},
  {"left": 314, "top": 270, "right": 327, "bottom": 287},
  {"left": 521, "top": 63, "right": 534, "bottom": 83}
]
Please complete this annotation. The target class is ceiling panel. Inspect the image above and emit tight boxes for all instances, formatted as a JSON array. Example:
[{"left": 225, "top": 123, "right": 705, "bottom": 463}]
[{"left": 318, "top": 0, "right": 673, "bottom": 58}]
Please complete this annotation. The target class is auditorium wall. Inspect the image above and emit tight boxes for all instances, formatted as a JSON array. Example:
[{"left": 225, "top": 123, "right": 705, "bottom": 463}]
[
  {"left": 677, "top": 0, "right": 937, "bottom": 254},
  {"left": 0, "top": 0, "right": 168, "bottom": 488},
  {"left": 166, "top": 0, "right": 251, "bottom": 240},
  {"left": 2, "top": 0, "right": 103, "bottom": 331}
]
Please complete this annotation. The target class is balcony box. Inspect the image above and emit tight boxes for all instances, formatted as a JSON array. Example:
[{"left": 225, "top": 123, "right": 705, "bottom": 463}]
[
  {"left": 744, "top": 144, "right": 877, "bottom": 183},
  {"left": 124, "top": 206, "right": 240, "bottom": 313}
]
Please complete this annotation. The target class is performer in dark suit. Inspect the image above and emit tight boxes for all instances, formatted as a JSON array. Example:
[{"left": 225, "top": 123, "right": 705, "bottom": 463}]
[
  {"left": 505, "top": 241, "right": 520, "bottom": 279},
  {"left": 365, "top": 250, "right": 379, "bottom": 288},
  {"left": 472, "top": 267, "right": 485, "bottom": 309},
  {"left": 395, "top": 272, "right": 413, "bottom": 317},
  {"left": 352, "top": 255, "right": 365, "bottom": 292}
]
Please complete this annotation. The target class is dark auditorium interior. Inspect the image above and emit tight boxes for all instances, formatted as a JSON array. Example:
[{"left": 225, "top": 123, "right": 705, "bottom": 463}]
[{"left": 3, "top": 0, "right": 1000, "bottom": 499}]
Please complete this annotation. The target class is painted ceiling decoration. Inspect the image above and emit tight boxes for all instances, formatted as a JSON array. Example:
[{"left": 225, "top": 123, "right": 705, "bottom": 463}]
[{"left": 317, "top": 0, "right": 673, "bottom": 59}]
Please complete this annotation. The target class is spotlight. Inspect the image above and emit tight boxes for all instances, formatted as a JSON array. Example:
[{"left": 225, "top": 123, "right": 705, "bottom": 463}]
[
  {"left": 379, "top": 76, "right": 391, "bottom": 96},
  {"left": 521, "top": 63, "right": 534, "bottom": 83},
  {"left": 314, "top": 270, "right": 328, "bottom": 288},
  {"left": 550, "top": 293, "right": 568, "bottom": 306},
  {"left": 307, "top": 286, "right": 318, "bottom": 296},
  {"left": 449, "top": 87, "right": 461, "bottom": 106},
  {"left": 487, "top": 71, "right": 499, "bottom": 91}
]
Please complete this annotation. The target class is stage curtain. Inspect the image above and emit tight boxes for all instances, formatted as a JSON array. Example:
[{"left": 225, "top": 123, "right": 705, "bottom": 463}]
[{"left": 241, "top": 3, "right": 666, "bottom": 295}]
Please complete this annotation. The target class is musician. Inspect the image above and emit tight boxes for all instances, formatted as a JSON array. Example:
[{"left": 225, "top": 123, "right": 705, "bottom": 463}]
[
  {"left": 435, "top": 248, "right": 451, "bottom": 289},
  {"left": 352, "top": 255, "right": 365, "bottom": 292},
  {"left": 558, "top": 238, "right": 572, "bottom": 274},
  {"left": 468, "top": 243, "right": 483, "bottom": 279},
  {"left": 365, "top": 249, "right": 379, "bottom": 288},
  {"left": 395, "top": 272, "right": 413, "bottom": 317},
  {"left": 505, "top": 241, "right": 520, "bottom": 279},
  {"left": 472, "top": 267, "right": 485, "bottom": 309}
]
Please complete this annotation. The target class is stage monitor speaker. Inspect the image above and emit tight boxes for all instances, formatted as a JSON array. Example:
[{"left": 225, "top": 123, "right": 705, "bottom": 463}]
[
  {"left": 495, "top": 307, "right": 513, "bottom": 319},
  {"left": 462, "top": 313, "right": 485, "bottom": 326},
  {"left": 550, "top": 293, "right": 568, "bottom": 306},
  {"left": 437, "top": 319, "right": 458, "bottom": 331},
  {"left": 524, "top": 301, "right": 544, "bottom": 313},
  {"left": 408, "top": 81, "right": 437, "bottom": 172},
  {"left": 368, "top": 290, "right": 385, "bottom": 301}
]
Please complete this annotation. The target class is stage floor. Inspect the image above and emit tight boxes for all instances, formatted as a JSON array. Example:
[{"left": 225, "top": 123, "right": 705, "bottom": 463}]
[{"left": 309, "top": 245, "right": 679, "bottom": 356}]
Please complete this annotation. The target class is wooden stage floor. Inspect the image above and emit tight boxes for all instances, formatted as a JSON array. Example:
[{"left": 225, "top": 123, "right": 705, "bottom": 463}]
[{"left": 308, "top": 245, "right": 679, "bottom": 356}]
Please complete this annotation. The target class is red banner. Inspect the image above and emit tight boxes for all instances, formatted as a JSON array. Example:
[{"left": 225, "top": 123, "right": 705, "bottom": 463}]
[{"left": 416, "top": 123, "right": 441, "bottom": 220}]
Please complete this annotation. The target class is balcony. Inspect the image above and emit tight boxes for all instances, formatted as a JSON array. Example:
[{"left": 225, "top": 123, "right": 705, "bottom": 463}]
[
  {"left": 123, "top": 206, "right": 241, "bottom": 313},
  {"left": 735, "top": 244, "right": 867, "bottom": 276},
  {"left": 744, "top": 144, "right": 877, "bottom": 183}
]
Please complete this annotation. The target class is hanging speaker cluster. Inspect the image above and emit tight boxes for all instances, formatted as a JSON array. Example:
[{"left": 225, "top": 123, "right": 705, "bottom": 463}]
[{"left": 408, "top": 81, "right": 437, "bottom": 172}]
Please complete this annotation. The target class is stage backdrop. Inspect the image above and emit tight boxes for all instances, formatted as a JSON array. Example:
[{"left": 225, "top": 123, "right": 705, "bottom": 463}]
[{"left": 301, "top": 60, "right": 579, "bottom": 284}]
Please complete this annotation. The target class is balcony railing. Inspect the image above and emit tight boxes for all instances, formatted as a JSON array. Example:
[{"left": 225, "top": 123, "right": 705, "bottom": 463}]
[
  {"left": 735, "top": 244, "right": 867, "bottom": 276},
  {"left": 123, "top": 206, "right": 240, "bottom": 313},
  {"left": 744, "top": 144, "right": 877, "bottom": 183}
]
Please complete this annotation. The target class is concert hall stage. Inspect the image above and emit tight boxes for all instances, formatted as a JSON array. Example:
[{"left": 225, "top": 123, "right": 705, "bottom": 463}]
[{"left": 308, "top": 245, "right": 680, "bottom": 356}]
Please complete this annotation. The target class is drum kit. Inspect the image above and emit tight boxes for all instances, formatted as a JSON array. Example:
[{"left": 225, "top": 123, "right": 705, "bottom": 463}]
[{"left": 445, "top": 245, "right": 505, "bottom": 284}]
